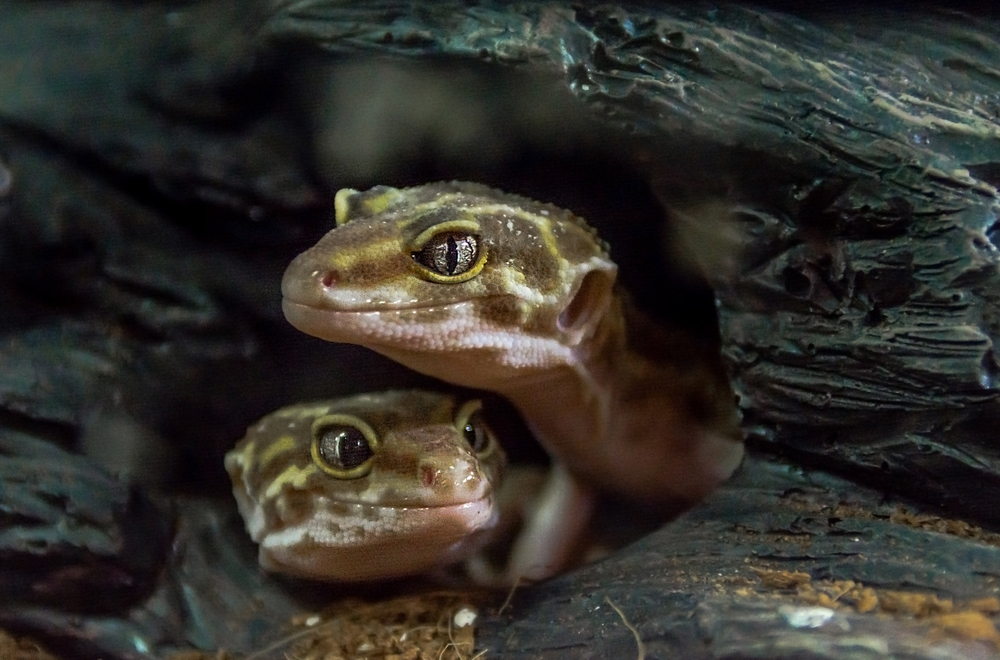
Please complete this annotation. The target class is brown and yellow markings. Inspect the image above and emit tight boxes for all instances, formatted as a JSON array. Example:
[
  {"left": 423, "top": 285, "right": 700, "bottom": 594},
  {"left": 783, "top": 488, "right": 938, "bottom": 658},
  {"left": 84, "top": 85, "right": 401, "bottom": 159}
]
[
  {"left": 748, "top": 567, "right": 1000, "bottom": 648},
  {"left": 262, "top": 463, "right": 320, "bottom": 501},
  {"left": 334, "top": 186, "right": 407, "bottom": 224},
  {"left": 255, "top": 435, "right": 296, "bottom": 468}
]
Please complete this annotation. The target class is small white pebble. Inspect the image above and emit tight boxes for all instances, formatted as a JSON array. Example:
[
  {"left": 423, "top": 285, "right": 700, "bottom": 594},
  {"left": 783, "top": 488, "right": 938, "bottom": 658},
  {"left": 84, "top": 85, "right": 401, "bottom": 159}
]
[
  {"left": 304, "top": 615, "right": 320, "bottom": 627},
  {"left": 780, "top": 605, "right": 835, "bottom": 629},
  {"left": 453, "top": 607, "right": 477, "bottom": 628},
  {"left": 357, "top": 641, "right": 374, "bottom": 652}
]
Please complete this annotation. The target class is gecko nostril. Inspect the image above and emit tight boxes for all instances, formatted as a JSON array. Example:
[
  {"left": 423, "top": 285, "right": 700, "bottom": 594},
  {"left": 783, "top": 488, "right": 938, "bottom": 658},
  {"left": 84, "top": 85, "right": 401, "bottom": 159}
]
[
  {"left": 320, "top": 270, "right": 339, "bottom": 288},
  {"left": 421, "top": 465, "right": 435, "bottom": 488}
]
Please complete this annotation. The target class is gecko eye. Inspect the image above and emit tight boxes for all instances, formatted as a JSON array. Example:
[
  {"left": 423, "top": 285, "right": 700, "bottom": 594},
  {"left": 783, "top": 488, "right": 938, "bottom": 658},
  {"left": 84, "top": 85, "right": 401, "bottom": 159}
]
[
  {"left": 414, "top": 232, "right": 480, "bottom": 276},
  {"left": 410, "top": 221, "right": 487, "bottom": 284},
  {"left": 454, "top": 399, "right": 496, "bottom": 457},
  {"left": 319, "top": 427, "right": 372, "bottom": 468},
  {"left": 311, "top": 414, "right": 379, "bottom": 479}
]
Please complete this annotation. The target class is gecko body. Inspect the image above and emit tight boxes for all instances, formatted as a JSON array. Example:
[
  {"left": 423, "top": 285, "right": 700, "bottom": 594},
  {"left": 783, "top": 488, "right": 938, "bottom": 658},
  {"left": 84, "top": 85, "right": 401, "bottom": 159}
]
[{"left": 281, "top": 182, "right": 743, "bottom": 579}]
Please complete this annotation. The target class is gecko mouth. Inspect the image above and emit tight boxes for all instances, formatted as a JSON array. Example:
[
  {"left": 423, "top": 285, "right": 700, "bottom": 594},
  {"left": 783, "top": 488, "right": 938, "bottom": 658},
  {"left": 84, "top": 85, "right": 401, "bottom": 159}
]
[
  {"left": 307, "top": 490, "right": 497, "bottom": 512},
  {"left": 283, "top": 298, "right": 476, "bottom": 316},
  {"left": 321, "top": 495, "right": 495, "bottom": 517},
  {"left": 247, "top": 495, "right": 498, "bottom": 544},
  {"left": 282, "top": 298, "right": 480, "bottom": 344}
]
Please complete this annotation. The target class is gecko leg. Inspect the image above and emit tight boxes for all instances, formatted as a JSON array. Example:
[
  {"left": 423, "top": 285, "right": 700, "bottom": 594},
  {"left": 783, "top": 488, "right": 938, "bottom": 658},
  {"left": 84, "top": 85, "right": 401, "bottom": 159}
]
[{"left": 504, "top": 461, "right": 596, "bottom": 583}]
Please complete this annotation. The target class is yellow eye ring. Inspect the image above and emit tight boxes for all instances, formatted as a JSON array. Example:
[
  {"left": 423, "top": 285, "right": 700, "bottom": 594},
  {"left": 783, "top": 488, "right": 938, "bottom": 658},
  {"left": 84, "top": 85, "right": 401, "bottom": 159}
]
[
  {"left": 454, "top": 399, "right": 497, "bottom": 458},
  {"left": 310, "top": 413, "right": 379, "bottom": 479},
  {"left": 410, "top": 219, "right": 488, "bottom": 284}
]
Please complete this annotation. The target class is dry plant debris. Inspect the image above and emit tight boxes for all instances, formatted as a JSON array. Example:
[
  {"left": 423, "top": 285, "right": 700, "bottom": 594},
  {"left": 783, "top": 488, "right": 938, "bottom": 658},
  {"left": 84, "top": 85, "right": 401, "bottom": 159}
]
[
  {"left": 781, "top": 492, "right": 1000, "bottom": 547},
  {"left": 889, "top": 510, "right": 1000, "bottom": 545},
  {"left": 238, "top": 592, "right": 482, "bottom": 660},
  {"left": 751, "top": 568, "right": 1000, "bottom": 647},
  {"left": 604, "top": 596, "right": 646, "bottom": 660},
  {"left": 0, "top": 630, "right": 60, "bottom": 660}
]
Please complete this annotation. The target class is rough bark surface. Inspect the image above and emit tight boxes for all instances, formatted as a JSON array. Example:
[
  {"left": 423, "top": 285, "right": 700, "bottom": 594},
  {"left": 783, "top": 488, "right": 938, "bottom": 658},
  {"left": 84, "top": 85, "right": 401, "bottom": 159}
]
[{"left": 481, "top": 457, "right": 1000, "bottom": 660}]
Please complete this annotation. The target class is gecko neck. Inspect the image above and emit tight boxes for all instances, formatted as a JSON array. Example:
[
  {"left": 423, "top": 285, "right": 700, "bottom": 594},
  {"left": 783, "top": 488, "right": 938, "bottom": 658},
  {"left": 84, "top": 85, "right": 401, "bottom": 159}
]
[{"left": 496, "top": 297, "right": 744, "bottom": 505}]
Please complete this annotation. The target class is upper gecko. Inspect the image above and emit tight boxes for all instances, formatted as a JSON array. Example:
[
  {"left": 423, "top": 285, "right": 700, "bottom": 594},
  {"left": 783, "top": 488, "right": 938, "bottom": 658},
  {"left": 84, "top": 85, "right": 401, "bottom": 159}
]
[{"left": 281, "top": 182, "right": 744, "bottom": 580}]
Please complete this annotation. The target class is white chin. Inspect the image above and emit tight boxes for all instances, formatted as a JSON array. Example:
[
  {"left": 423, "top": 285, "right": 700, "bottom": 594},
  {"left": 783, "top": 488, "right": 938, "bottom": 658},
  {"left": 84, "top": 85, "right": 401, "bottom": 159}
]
[
  {"left": 282, "top": 300, "right": 571, "bottom": 382},
  {"left": 257, "top": 500, "right": 497, "bottom": 581}
]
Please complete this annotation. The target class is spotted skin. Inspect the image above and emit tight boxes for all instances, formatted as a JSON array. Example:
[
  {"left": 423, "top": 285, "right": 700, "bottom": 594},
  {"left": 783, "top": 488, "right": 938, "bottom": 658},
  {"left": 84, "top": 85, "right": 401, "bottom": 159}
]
[
  {"left": 282, "top": 182, "right": 744, "bottom": 581},
  {"left": 225, "top": 391, "right": 505, "bottom": 582}
]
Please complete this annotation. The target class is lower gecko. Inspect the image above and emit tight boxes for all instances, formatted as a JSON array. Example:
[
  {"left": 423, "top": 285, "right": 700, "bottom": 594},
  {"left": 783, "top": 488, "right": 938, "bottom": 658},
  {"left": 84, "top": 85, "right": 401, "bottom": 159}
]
[
  {"left": 281, "top": 182, "right": 744, "bottom": 580},
  {"left": 225, "top": 390, "right": 509, "bottom": 582}
]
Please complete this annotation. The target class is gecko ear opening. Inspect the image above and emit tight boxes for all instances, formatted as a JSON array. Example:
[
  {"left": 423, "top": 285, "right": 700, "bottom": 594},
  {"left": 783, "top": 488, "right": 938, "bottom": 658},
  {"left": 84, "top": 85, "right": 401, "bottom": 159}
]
[{"left": 557, "top": 269, "right": 615, "bottom": 342}]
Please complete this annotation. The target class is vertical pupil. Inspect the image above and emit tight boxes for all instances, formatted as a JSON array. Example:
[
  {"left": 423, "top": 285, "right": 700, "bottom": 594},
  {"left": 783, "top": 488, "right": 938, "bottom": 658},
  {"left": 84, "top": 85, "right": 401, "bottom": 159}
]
[
  {"left": 417, "top": 232, "right": 479, "bottom": 276},
  {"left": 446, "top": 235, "right": 459, "bottom": 274}
]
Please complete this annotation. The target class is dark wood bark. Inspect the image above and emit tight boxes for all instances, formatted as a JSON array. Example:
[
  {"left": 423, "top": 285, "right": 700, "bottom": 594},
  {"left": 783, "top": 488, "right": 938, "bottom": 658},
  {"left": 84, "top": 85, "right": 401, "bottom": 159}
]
[{"left": 481, "top": 456, "right": 1000, "bottom": 659}]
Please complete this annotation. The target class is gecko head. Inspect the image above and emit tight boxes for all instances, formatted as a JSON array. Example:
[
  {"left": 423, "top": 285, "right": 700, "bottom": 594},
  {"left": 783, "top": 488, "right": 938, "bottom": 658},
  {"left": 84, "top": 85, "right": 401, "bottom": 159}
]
[
  {"left": 281, "top": 182, "right": 618, "bottom": 387},
  {"left": 224, "top": 390, "right": 505, "bottom": 582}
]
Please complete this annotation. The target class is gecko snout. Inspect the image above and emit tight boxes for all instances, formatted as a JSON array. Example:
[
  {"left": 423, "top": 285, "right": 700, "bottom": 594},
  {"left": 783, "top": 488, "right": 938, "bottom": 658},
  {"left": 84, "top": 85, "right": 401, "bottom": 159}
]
[{"left": 281, "top": 250, "right": 332, "bottom": 305}]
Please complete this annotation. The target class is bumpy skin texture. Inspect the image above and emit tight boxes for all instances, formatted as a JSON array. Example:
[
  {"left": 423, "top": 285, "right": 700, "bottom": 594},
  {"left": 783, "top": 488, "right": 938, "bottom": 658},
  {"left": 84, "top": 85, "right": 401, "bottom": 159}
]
[
  {"left": 225, "top": 390, "right": 505, "bottom": 582},
  {"left": 282, "top": 182, "right": 744, "bottom": 579}
]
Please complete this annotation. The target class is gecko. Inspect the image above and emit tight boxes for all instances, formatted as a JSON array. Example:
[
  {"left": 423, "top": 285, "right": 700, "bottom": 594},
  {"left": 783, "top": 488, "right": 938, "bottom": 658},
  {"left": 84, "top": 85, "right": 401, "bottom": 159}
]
[
  {"left": 280, "top": 181, "right": 744, "bottom": 580},
  {"left": 224, "top": 390, "right": 508, "bottom": 582}
]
